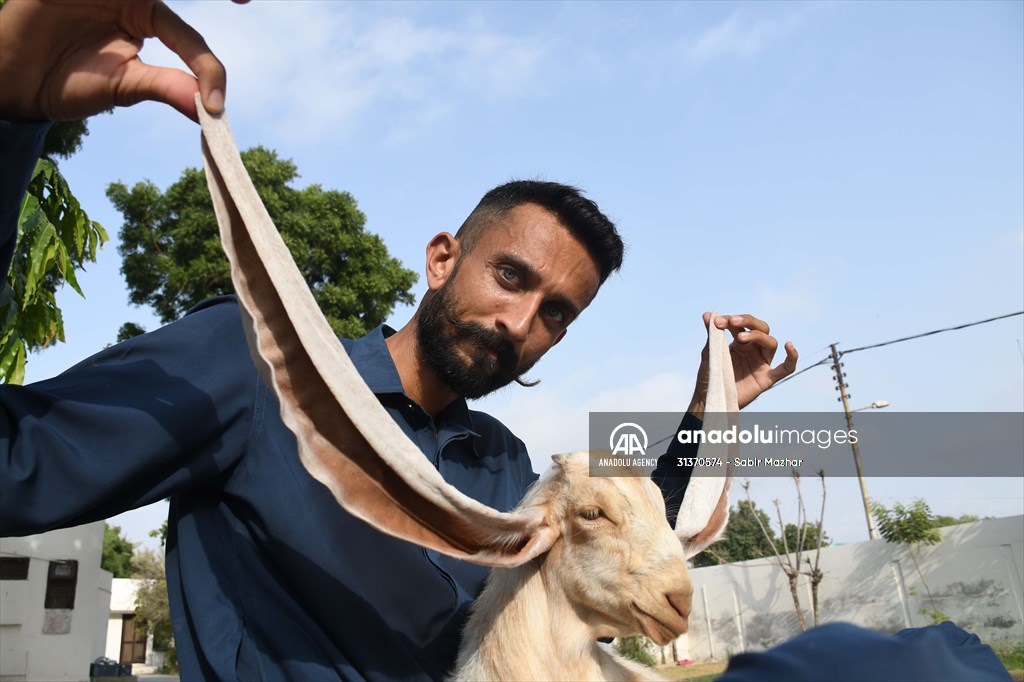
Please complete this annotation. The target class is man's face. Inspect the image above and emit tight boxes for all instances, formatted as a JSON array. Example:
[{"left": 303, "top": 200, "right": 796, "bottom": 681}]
[{"left": 417, "top": 203, "right": 602, "bottom": 400}]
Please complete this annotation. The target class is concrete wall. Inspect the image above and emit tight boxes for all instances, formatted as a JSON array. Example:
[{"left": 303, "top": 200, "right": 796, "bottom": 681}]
[
  {"left": 0, "top": 523, "right": 113, "bottom": 682},
  {"left": 680, "top": 515, "right": 1023, "bottom": 662},
  {"left": 105, "top": 579, "right": 138, "bottom": 662}
]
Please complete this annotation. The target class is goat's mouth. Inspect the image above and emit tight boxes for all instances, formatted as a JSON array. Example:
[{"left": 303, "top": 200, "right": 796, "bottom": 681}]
[{"left": 630, "top": 601, "right": 687, "bottom": 646}]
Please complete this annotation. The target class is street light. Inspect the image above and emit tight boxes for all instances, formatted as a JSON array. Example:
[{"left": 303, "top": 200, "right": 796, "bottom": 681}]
[{"left": 851, "top": 400, "right": 890, "bottom": 413}]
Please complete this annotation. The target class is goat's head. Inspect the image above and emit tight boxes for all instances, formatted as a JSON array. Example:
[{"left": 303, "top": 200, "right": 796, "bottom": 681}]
[{"left": 519, "top": 452, "right": 692, "bottom": 644}]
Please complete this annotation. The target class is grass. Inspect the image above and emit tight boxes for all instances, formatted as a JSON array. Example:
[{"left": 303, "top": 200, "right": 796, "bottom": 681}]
[
  {"left": 995, "top": 642, "right": 1024, "bottom": 681},
  {"left": 656, "top": 662, "right": 727, "bottom": 681},
  {"left": 996, "top": 642, "right": 1024, "bottom": 670}
]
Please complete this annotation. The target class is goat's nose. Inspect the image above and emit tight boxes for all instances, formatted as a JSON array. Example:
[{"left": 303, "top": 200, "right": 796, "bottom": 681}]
[{"left": 666, "top": 588, "right": 692, "bottom": 632}]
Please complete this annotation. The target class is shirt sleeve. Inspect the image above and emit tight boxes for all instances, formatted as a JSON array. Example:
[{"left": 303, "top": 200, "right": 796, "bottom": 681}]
[
  {"left": 1, "top": 119, "right": 52, "bottom": 279},
  {"left": 714, "top": 622, "right": 1011, "bottom": 682},
  {"left": 0, "top": 296, "right": 260, "bottom": 536},
  {"left": 652, "top": 411, "right": 702, "bottom": 527}
]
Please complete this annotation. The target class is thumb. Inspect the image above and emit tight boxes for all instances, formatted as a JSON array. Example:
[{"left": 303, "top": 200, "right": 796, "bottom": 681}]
[
  {"left": 136, "top": 1, "right": 227, "bottom": 120},
  {"left": 116, "top": 59, "right": 206, "bottom": 121}
]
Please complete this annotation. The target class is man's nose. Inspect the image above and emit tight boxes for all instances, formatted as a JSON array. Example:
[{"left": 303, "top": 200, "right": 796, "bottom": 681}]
[{"left": 494, "top": 299, "right": 538, "bottom": 343}]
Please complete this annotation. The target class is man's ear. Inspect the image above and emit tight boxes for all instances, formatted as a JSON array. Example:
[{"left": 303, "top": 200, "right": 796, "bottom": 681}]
[
  {"left": 551, "top": 329, "right": 568, "bottom": 347},
  {"left": 425, "top": 233, "right": 461, "bottom": 291}
]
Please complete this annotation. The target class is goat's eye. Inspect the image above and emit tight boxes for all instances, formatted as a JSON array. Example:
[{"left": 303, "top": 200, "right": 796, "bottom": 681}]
[{"left": 580, "top": 508, "right": 603, "bottom": 521}]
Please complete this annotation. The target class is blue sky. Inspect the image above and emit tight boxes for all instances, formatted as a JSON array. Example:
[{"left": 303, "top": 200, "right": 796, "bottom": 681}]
[{"left": 21, "top": 1, "right": 1023, "bottom": 551}]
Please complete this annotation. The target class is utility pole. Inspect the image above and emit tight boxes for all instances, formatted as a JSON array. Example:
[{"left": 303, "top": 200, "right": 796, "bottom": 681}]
[{"left": 830, "top": 343, "right": 878, "bottom": 540}]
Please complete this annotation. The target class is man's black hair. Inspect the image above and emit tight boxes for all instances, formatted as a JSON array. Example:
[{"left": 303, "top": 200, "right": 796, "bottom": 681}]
[{"left": 455, "top": 180, "right": 624, "bottom": 285}]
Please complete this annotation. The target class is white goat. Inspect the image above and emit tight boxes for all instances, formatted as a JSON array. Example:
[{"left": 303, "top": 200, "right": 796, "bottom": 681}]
[
  {"left": 196, "top": 98, "right": 736, "bottom": 681},
  {"left": 449, "top": 453, "right": 695, "bottom": 681}
]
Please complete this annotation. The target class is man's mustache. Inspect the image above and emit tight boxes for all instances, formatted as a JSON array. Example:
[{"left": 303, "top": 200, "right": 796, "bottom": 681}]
[{"left": 441, "top": 305, "right": 518, "bottom": 373}]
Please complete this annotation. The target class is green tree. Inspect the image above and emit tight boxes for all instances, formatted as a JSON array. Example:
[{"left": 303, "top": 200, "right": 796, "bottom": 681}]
[
  {"left": 691, "top": 499, "right": 778, "bottom": 568},
  {"left": 101, "top": 523, "right": 136, "bottom": 578},
  {"left": 783, "top": 521, "right": 830, "bottom": 552},
  {"left": 872, "top": 499, "right": 945, "bottom": 623},
  {"left": 614, "top": 636, "right": 656, "bottom": 668},
  {"left": 41, "top": 120, "right": 90, "bottom": 160},
  {"left": 149, "top": 519, "right": 168, "bottom": 548},
  {"left": 930, "top": 513, "right": 983, "bottom": 528},
  {"left": 1, "top": 120, "right": 108, "bottom": 383},
  {"left": 117, "top": 322, "right": 147, "bottom": 343},
  {"left": 133, "top": 548, "right": 175, "bottom": 668},
  {"left": 107, "top": 147, "right": 417, "bottom": 338}
]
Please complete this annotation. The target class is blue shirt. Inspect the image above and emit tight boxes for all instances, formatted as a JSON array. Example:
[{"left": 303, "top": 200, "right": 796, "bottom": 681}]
[
  {"left": 716, "top": 621, "right": 1011, "bottom": 682},
  {"left": 1, "top": 296, "right": 538, "bottom": 680}
]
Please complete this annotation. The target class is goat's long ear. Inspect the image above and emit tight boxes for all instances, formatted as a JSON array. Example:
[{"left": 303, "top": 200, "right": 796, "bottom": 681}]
[
  {"left": 675, "top": 314, "right": 736, "bottom": 560},
  {"left": 197, "top": 98, "right": 557, "bottom": 568}
]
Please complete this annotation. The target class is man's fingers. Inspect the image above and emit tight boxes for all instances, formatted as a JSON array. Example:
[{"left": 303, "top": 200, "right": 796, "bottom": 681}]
[
  {"left": 702, "top": 311, "right": 794, "bottom": 372},
  {"left": 152, "top": 1, "right": 226, "bottom": 115},
  {"left": 707, "top": 313, "right": 770, "bottom": 334},
  {"left": 769, "top": 341, "right": 799, "bottom": 382},
  {"left": 729, "top": 313, "right": 769, "bottom": 334},
  {"left": 735, "top": 329, "right": 779, "bottom": 362},
  {"left": 117, "top": 59, "right": 203, "bottom": 121}
]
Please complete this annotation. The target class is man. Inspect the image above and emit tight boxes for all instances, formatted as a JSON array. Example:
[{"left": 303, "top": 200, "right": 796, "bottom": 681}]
[
  {"left": 4, "top": 3, "right": 1005, "bottom": 682},
  {"left": 0, "top": 141, "right": 793, "bottom": 680},
  {"left": 1, "top": 5, "right": 796, "bottom": 680}
]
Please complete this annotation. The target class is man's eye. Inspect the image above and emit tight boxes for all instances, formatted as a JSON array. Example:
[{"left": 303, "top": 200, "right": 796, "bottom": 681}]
[
  {"left": 544, "top": 304, "right": 566, "bottom": 324},
  {"left": 498, "top": 266, "right": 519, "bottom": 284}
]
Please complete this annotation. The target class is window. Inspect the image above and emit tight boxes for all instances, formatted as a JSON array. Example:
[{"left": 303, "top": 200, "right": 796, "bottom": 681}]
[
  {"left": 44, "top": 560, "right": 78, "bottom": 609},
  {"left": 0, "top": 557, "right": 30, "bottom": 580}
]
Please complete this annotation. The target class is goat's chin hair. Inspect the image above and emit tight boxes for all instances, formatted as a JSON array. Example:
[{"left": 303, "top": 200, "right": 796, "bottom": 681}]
[{"left": 515, "top": 376, "right": 541, "bottom": 388}]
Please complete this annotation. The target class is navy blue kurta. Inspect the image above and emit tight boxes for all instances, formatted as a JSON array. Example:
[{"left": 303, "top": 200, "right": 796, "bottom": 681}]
[{"left": 1, "top": 295, "right": 537, "bottom": 679}]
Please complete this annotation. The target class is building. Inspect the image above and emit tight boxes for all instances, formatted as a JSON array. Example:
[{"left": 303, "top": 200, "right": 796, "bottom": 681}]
[
  {"left": 105, "top": 578, "right": 162, "bottom": 674},
  {"left": 0, "top": 522, "right": 112, "bottom": 682}
]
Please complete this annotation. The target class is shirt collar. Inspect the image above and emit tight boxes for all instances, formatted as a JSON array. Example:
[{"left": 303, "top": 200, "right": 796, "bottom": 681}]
[
  {"left": 345, "top": 325, "right": 406, "bottom": 394},
  {"left": 346, "top": 325, "right": 482, "bottom": 455}
]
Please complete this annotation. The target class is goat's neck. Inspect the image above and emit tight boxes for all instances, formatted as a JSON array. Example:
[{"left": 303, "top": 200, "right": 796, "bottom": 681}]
[{"left": 451, "top": 558, "right": 651, "bottom": 682}]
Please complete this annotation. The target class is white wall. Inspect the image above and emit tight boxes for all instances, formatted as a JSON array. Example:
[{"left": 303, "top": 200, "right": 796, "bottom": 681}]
[
  {"left": 105, "top": 578, "right": 139, "bottom": 662},
  {"left": 682, "top": 515, "right": 1024, "bottom": 662},
  {"left": 0, "top": 523, "right": 113, "bottom": 682},
  {"left": 105, "top": 578, "right": 157, "bottom": 670}
]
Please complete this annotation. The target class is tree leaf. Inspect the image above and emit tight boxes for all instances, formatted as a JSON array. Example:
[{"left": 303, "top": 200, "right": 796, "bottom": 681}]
[
  {"left": 4, "top": 152, "right": 107, "bottom": 371},
  {"left": 0, "top": 336, "right": 27, "bottom": 385}
]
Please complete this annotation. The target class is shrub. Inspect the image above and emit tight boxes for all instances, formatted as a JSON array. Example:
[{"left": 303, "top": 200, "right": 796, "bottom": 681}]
[{"left": 614, "top": 635, "right": 657, "bottom": 667}]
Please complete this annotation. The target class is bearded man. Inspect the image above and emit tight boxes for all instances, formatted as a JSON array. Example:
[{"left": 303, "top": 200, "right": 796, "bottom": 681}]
[
  {"left": 0, "top": 2, "right": 800, "bottom": 681},
  {"left": 1, "top": 164, "right": 794, "bottom": 679}
]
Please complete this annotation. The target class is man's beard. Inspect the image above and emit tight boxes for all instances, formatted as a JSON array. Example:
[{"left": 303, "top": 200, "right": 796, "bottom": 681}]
[{"left": 416, "top": 278, "right": 537, "bottom": 400}]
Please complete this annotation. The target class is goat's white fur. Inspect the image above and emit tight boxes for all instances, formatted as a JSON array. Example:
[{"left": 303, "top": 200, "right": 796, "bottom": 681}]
[{"left": 449, "top": 454, "right": 692, "bottom": 681}]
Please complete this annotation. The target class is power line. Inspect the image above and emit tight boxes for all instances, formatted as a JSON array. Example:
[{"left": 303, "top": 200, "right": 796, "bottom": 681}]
[
  {"left": 770, "top": 356, "right": 831, "bottom": 389},
  {"left": 841, "top": 310, "right": 1023, "bottom": 355},
  {"left": 772, "top": 310, "right": 1024, "bottom": 389}
]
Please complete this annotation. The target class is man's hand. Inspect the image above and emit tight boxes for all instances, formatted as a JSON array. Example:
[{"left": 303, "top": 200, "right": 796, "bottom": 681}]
[
  {"left": 0, "top": 0, "right": 238, "bottom": 123},
  {"left": 688, "top": 313, "right": 798, "bottom": 417}
]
